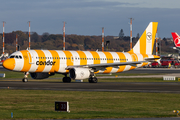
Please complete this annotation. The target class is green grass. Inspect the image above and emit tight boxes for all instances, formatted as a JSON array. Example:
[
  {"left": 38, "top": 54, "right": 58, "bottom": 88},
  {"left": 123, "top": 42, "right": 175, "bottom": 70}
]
[{"left": 0, "top": 90, "right": 179, "bottom": 119}]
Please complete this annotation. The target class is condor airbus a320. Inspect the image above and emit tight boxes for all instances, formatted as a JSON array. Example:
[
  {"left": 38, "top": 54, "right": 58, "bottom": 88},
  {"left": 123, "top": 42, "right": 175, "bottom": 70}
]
[{"left": 3, "top": 22, "right": 159, "bottom": 83}]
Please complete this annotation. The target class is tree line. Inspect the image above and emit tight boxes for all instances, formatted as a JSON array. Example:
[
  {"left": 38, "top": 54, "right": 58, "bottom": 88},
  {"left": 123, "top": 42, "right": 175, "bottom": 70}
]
[{"left": 0, "top": 30, "right": 177, "bottom": 55}]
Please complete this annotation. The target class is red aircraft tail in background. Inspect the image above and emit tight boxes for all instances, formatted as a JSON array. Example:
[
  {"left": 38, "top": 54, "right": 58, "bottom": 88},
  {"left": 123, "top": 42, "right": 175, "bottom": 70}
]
[{"left": 171, "top": 32, "right": 180, "bottom": 48}]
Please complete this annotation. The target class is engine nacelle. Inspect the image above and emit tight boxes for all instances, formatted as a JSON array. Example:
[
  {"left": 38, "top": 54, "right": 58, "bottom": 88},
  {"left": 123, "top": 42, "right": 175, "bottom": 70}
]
[
  {"left": 69, "top": 68, "right": 90, "bottom": 80},
  {"left": 30, "top": 73, "right": 54, "bottom": 79}
]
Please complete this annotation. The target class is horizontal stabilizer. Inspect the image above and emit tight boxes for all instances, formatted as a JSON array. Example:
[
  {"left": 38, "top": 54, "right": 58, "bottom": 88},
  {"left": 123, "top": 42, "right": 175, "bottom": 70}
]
[{"left": 144, "top": 58, "right": 160, "bottom": 61}]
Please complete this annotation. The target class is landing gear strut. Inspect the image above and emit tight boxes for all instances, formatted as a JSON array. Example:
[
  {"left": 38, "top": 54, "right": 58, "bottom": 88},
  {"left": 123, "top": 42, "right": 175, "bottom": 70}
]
[
  {"left": 22, "top": 72, "right": 29, "bottom": 82},
  {"left": 62, "top": 74, "right": 71, "bottom": 83}
]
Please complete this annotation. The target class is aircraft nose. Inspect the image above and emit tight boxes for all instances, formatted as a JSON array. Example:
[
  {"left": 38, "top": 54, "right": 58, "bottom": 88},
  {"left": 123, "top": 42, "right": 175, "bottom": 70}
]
[{"left": 3, "top": 58, "right": 15, "bottom": 71}]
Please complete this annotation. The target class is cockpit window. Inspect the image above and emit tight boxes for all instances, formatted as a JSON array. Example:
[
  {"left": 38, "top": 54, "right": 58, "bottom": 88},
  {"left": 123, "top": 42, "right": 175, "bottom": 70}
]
[
  {"left": 9, "top": 55, "right": 22, "bottom": 59},
  {"left": 10, "top": 55, "right": 15, "bottom": 58}
]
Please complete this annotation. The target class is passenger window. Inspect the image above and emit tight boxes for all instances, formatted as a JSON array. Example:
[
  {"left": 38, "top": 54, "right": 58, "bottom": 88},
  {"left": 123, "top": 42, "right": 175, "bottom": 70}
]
[{"left": 15, "top": 56, "right": 19, "bottom": 58}]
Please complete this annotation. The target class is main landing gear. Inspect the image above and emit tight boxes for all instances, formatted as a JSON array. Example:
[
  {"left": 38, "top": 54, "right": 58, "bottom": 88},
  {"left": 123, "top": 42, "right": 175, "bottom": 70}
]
[
  {"left": 62, "top": 73, "right": 98, "bottom": 83},
  {"left": 62, "top": 74, "right": 71, "bottom": 83},
  {"left": 88, "top": 76, "right": 98, "bottom": 83},
  {"left": 22, "top": 72, "right": 29, "bottom": 82},
  {"left": 88, "top": 72, "right": 98, "bottom": 83}
]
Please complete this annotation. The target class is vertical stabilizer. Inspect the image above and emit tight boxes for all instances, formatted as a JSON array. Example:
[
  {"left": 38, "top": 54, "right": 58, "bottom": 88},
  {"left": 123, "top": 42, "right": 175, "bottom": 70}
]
[
  {"left": 129, "top": 22, "right": 158, "bottom": 55},
  {"left": 171, "top": 32, "right": 180, "bottom": 48}
]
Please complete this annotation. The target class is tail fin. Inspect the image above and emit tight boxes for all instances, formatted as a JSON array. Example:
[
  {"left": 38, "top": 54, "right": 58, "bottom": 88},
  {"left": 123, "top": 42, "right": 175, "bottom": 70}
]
[
  {"left": 129, "top": 22, "right": 158, "bottom": 55},
  {"left": 171, "top": 32, "right": 180, "bottom": 47}
]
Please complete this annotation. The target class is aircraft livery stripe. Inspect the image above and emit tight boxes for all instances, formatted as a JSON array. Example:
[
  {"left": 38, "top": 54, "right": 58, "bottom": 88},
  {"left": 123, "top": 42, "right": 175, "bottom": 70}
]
[
  {"left": 90, "top": 51, "right": 100, "bottom": 64},
  {"left": 129, "top": 53, "right": 138, "bottom": 71},
  {"left": 76, "top": 51, "right": 87, "bottom": 65},
  {"left": 152, "top": 23, "right": 158, "bottom": 53},
  {"left": 140, "top": 30, "right": 146, "bottom": 54},
  {"left": 116, "top": 52, "right": 126, "bottom": 73},
  {"left": 49, "top": 50, "right": 60, "bottom": 72},
  {"left": 9, "top": 58, "right": 16, "bottom": 70},
  {"left": 35, "top": 50, "right": 46, "bottom": 72},
  {"left": 63, "top": 51, "right": 73, "bottom": 66},
  {"left": 20, "top": 50, "right": 32, "bottom": 72},
  {"left": 103, "top": 52, "right": 113, "bottom": 73}
]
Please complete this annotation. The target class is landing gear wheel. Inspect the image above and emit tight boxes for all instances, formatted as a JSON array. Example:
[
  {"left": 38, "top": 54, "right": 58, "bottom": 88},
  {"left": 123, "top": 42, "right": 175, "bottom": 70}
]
[
  {"left": 88, "top": 77, "right": 98, "bottom": 83},
  {"left": 22, "top": 78, "right": 28, "bottom": 82},
  {"left": 62, "top": 77, "right": 71, "bottom": 83}
]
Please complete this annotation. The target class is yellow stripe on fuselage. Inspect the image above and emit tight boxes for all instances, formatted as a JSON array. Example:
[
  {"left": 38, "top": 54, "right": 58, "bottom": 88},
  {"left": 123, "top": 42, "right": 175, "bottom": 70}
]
[
  {"left": 63, "top": 51, "right": 73, "bottom": 73},
  {"left": 90, "top": 51, "right": 100, "bottom": 64},
  {"left": 49, "top": 50, "right": 60, "bottom": 72},
  {"left": 103, "top": 52, "right": 113, "bottom": 73},
  {"left": 20, "top": 50, "right": 32, "bottom": 72},
  {"left": 116, "top": 52, "right": 126, "bottom": 73},
  {"left": 63, "top": 51, "right": 73, "bottom": 66},
  {"left": 35, "top": 50, "right": 46, "bottom": 72},
  {"left": 77, "top": 51, "right": 87, "bottom": 65}
]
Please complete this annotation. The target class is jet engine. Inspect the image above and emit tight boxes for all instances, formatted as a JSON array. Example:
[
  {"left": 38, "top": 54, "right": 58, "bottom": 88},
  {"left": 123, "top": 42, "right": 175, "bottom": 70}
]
[
  {"left": 69, "top": 68, "right": 90, "bottom": 80},
  {"left": 30, "top": 73, "right": 54, "bottom": 79}
]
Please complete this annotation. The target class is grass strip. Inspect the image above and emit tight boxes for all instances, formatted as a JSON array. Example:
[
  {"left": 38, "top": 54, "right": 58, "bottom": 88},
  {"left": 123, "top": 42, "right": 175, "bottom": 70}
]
[{"left": 0, "top": 89, "right": 179, "bottom": 119}]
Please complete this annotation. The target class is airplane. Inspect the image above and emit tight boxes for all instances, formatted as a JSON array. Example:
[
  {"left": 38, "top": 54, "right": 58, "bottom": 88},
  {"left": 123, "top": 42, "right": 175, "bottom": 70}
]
[
  {"left": 171, "top": 32, "right": 180, "bottom": 55},
  {"left": 3, "top": 22, "right": 159, "bottom": 83}
]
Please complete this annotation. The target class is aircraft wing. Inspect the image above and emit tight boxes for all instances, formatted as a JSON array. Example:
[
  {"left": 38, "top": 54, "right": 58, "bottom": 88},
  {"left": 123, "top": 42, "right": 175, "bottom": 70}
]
[{"left": 66, "top": 60, "right": 148, "bottom": 72}]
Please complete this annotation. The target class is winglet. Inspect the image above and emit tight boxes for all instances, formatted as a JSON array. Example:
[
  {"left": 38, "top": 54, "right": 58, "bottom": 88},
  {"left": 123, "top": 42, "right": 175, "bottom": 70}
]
[{"left": 129, "top": 22, "right": 158, "bottom": 55}]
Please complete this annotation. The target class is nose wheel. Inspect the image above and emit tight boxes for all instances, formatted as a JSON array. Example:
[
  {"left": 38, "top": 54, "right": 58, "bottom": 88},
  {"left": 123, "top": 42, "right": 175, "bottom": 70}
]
[
  {"left": 22, "top": 78, "right": 28, "bottom": 82},
  {"left": 22, "top": 72, "right": 29, "bottom": 82}
]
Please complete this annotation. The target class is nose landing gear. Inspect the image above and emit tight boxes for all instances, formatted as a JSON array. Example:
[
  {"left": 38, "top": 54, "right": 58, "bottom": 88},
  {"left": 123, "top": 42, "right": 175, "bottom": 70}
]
[{"left": 22, "top": 72, "right": 29, "bottom": 82}]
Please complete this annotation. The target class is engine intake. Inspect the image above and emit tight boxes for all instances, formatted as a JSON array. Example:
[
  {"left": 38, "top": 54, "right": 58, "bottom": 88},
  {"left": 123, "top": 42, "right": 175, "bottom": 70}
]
[{"left": 69, "top": 68, "right": 90, "bottom": 80}]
